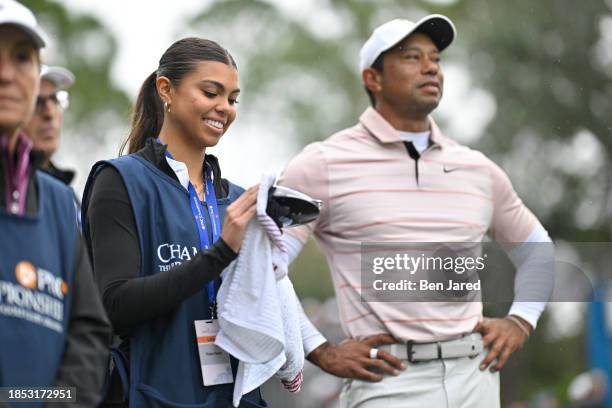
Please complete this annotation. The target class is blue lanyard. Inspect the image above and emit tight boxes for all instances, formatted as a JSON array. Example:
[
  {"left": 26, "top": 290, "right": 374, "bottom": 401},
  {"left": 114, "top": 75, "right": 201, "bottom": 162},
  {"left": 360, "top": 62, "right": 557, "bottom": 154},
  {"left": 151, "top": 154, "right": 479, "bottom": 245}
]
[{"left": 157, "top": 138, "right": 221, "bottom": 313}]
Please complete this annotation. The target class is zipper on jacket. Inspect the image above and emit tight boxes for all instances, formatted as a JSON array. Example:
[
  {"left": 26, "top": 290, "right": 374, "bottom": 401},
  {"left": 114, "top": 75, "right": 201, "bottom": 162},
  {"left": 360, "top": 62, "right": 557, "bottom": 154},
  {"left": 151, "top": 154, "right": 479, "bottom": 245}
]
[{"left": 11, "top": 190, "right": 19, "bottom": 214}]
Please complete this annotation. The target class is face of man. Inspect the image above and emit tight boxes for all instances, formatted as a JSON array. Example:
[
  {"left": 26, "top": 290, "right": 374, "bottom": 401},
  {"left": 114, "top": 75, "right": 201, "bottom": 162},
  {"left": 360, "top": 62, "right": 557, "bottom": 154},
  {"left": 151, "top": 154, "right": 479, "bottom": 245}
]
[
  {"left": 371, "top": 32, "right": 444, "bottom": 118},
  {"left": 23, "top": 78, "right": 63, "bottom": 158},
  {"left": 0, "top": 25, "right": 40, "bottom": 136}
]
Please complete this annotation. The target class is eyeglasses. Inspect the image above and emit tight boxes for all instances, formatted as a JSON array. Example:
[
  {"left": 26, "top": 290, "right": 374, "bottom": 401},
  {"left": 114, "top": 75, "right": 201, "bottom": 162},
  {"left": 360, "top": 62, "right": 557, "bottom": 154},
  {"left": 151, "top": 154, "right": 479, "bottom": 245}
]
[{"left": 35, "top": 90, "right": 70, "bottom": 112}]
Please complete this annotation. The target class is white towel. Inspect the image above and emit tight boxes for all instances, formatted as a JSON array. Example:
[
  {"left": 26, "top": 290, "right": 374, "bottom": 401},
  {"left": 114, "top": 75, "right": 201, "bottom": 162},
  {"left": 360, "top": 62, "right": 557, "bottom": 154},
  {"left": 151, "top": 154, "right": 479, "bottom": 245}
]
[{"left": 215, "top": 173, "right": 304, "bottom": 407}]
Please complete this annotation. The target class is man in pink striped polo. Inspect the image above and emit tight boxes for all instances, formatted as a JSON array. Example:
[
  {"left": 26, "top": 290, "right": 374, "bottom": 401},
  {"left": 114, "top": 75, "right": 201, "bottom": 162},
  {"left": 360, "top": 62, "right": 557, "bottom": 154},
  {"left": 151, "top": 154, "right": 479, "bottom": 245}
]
[{"left": 279, "top": 14, "right": 554, "bottom": 408}]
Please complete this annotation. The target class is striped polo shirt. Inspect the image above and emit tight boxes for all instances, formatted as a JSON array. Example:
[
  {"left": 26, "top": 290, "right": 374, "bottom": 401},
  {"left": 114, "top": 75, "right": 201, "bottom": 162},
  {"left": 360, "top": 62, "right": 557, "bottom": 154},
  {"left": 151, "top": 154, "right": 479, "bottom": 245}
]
[{"left": 278, "top": 107, "right": 537, "bottom": 342}]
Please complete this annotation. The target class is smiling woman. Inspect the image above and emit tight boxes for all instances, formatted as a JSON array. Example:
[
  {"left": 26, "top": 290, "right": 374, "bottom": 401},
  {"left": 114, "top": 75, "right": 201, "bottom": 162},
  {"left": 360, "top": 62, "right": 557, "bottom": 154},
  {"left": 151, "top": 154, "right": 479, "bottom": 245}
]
[
  {"left": 81, "top": 37, "right": 265, "bottom": 407},
  {"left": 121, "top": 38, "right": 239, "bottom": 156},
  {"left": 156, "top": 60, "right": 240, "bottom": 160}
]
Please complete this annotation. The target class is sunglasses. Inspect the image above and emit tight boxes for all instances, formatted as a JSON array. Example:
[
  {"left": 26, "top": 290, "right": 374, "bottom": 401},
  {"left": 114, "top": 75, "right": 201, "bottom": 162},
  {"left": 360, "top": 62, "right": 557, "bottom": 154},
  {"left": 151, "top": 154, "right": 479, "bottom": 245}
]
[{"left": 35, "top": 90, "right": 70, "bottom": 112}]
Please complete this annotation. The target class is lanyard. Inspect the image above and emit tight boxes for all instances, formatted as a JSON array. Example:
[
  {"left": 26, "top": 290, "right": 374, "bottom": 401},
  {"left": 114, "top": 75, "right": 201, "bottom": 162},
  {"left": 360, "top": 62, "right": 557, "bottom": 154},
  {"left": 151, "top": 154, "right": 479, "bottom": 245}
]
[
  {"left": 157, "top": 138, "right": 221, "bottom": 316},
  {"left": 0, "top": 133, "right": 32, "bottom": 215}
]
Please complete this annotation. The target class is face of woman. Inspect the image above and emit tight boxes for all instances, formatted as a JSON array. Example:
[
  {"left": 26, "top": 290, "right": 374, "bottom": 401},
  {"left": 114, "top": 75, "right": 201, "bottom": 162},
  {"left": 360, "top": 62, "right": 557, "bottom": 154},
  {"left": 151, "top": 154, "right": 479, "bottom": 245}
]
[
  {"left": 168, "top": 60, "right": 240, "bottom": 149},
  {"left": 0, "top": 25, "right": 40, "bottom": 135}
]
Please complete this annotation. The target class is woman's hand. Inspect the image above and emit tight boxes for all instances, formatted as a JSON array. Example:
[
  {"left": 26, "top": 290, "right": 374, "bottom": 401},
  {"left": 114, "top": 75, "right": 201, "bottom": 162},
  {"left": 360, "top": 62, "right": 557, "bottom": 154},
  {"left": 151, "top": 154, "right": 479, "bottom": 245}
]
[{"left": 220, "top": 185, "right": 258, "bottom": 253}]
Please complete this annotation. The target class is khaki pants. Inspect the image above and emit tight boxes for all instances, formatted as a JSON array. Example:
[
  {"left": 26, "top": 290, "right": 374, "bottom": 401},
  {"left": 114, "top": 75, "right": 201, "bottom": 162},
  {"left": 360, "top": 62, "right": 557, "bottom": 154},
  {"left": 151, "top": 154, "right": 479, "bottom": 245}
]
[{"left": 339, "top": 351, "right": 499, "bottom": 408}]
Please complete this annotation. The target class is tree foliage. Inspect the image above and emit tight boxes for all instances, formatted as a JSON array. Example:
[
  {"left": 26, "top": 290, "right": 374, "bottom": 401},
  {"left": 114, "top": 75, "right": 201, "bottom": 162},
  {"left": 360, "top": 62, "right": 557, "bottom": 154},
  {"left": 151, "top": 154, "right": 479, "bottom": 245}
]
[
  {"left": 461, "top": 0, "right": 612, "bottom": 242},
  {"left": 22, "top": 0, "right": 131, "bottom": 137}
]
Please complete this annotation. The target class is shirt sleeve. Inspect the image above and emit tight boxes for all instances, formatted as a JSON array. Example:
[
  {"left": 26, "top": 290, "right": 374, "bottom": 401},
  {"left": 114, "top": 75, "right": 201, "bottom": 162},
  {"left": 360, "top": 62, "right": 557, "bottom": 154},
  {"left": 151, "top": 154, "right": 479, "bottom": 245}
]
[
  {"left": 51, "top": 232, "right": 112, "bottom": 408},
  {"left": 487, "top": 160, "right": 537, "bottom": 243},
  {"left": 86, "top": 166, "right": 238, "bottom": 336},
  {"left": 298, "top": 306, "right": 327, "bottom": 356},
  {"left": 506, "top": 223, "right": 555, "bottom": 329},
  {"left": 486, "top": 162, "right": 551, "bottom": 329},
  {"left": 277, "top": 143, "right": 329, "bottom": 244}
]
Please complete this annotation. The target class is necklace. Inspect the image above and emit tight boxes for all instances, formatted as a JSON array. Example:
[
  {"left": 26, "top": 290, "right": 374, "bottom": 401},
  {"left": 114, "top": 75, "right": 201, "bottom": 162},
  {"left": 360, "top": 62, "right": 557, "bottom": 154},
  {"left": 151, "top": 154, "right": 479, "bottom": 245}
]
[{"left": 191, "top": 181, "right": 205, "bottom": 197}]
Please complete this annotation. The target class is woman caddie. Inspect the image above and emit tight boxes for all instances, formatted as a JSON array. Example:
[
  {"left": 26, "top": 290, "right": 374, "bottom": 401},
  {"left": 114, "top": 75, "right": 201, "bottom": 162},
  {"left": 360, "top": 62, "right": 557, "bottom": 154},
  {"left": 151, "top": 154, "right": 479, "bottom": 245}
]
[
  {"left": 0, "top": 0, "right": 110, "bottom": 405},
  {"left": 82, "top": 38, "right": 265, "bottom": 406}
]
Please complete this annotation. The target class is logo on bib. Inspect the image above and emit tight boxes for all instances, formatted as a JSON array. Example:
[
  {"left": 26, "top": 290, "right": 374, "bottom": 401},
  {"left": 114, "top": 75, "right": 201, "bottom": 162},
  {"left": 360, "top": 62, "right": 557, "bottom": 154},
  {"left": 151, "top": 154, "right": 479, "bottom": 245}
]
[
  {"left": 15, "top": 261, "right": 37, "bottom": 289},
  {"left": 157, "top": 243, "right": 199, "bottom": 272},
  {"left": 13, "top": 261, "right": 67, "bottom": 298},
  {"left": 1, "top": 261, "right": 68, "bottom": 333}
]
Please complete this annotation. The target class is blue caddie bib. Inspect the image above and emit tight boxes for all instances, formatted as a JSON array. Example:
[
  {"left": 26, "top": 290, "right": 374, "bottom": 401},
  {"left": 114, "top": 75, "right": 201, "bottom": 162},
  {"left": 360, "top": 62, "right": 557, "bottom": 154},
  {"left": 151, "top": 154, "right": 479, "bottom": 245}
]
[
  {"left": 82, "top": 154, "right": 267, "bottom": 408},
  {"left": 0, "top": 171, "right": 77, "bottom": 407}
]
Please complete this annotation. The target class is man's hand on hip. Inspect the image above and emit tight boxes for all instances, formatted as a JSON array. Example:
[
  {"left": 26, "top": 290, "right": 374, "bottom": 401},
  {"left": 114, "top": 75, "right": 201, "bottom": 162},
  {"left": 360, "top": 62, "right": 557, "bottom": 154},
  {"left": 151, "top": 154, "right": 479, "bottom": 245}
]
[
  {"left": 307, "top": 334, "right": 406, "bottom": 382},
  {"left": 474, "top": 316, "right": 532, "bottom": 372}
]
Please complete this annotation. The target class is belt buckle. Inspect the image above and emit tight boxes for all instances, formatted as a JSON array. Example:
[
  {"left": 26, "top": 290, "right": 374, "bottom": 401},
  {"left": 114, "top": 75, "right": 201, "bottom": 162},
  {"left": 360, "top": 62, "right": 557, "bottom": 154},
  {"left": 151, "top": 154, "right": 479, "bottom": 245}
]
[
  {"left": 406, "top": 340, "right": 443, "bottom": 363},
  {"left": 406, "top": 340, "right": 417, "bottom": 363},
  {"left": 406, "top": 340, "right": 442, "bottom": 364}
]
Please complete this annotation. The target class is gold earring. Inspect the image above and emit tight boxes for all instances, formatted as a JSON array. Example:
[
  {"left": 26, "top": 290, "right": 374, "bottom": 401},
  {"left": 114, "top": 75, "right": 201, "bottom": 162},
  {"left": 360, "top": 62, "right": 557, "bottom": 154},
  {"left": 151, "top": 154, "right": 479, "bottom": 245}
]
[{"left": 164, "top": 101, "right": 171, "bottom": 113}]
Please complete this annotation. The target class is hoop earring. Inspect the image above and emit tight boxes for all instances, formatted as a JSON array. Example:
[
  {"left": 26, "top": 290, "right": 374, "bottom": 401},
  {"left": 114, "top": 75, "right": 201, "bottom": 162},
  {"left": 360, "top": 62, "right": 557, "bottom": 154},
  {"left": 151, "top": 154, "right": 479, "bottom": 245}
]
[{"left": 164, "top": 101, "right": 171, "bottom": 113}]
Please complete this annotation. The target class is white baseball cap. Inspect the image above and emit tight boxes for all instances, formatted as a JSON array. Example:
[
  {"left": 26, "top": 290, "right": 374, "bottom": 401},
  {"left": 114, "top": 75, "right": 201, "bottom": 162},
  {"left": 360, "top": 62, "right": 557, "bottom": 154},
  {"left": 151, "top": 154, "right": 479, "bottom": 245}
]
[
  {"left": 0, "top": 0, "right": 46, "bottom": 48},
  {"left": 359, "top": 14, "right": 456, "bottom": 72},
  {"left": 41, "top": 65, "right": 75, "bottom": 89}
]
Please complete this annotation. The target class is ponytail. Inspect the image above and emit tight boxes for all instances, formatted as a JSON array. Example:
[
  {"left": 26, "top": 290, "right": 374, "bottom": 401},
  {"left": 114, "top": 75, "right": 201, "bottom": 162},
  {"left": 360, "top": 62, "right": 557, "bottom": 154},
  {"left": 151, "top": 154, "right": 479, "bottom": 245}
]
[
  {"left": 120, "top": 38, "right": 237, "bottom": 156},
  {"left": 120, "top": 71, "right": 163, "bottom": 155}
]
